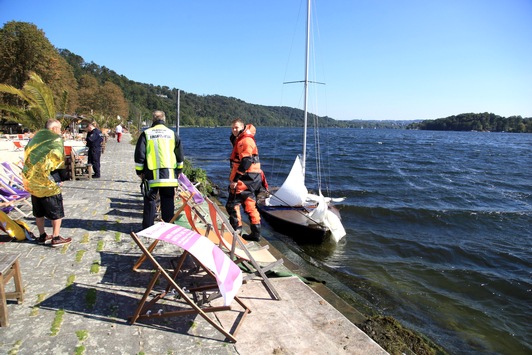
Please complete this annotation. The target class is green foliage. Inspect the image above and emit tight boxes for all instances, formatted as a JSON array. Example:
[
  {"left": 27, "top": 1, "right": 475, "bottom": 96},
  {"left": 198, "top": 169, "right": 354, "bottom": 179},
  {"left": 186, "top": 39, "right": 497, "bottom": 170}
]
[
  {"left": 408, "top": 113, "right": 532, "bottom": 133},
  {"left": 50, "top": 309, "right": 65, "bottom": 336},
  {"left": 0, "top": 21, "right": 78, "bottom": 113},
  {"left": 183, "top": 159, "right": 214, "bottom": 196},
  {"left": 0, "top": 71, "right": 57, "bottom": 130},
  {"left": 85, "top": 288, "right": 97, "bottom": 309}
]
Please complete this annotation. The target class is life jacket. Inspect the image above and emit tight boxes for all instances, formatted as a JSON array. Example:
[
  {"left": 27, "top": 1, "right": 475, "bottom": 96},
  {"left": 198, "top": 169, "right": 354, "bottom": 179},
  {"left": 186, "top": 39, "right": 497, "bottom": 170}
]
[
  {"left": 229, "top": 124, "right": 262, "bottom": 182},
  {"left": 143, "top": 124, "right": 181, "bottom": 187}
]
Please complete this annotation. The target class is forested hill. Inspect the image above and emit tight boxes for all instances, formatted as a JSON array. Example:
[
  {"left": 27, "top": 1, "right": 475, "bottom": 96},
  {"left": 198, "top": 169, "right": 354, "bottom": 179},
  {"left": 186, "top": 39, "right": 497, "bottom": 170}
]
[
  {"left": 407, "top": 113, "right": 531, "bottom": 133},
  {"left": 59, "top": 49, "right": 413, "bottom": 129},
  {"left": 62, "top": 46, "right": 313, "bottom": 127}
]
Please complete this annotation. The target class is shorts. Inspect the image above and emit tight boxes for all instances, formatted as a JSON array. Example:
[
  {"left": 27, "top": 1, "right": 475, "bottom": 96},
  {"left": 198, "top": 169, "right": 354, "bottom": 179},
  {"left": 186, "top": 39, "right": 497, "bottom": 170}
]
[{"left": 31, "top": 194, "right": 65, "bottom": 220}]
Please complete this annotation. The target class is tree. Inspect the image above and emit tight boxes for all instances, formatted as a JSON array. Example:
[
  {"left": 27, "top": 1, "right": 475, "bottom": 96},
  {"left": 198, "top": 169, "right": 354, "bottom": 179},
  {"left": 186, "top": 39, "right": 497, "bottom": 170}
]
[
  {"left": 77, "top": 74, "right": 100, "bottom": 114},
  {"left": 0, "top": 21, "right": 78, "bottom": 113},
  {"left": 0, "top": 71, "right": 60, "bottom": 130}
]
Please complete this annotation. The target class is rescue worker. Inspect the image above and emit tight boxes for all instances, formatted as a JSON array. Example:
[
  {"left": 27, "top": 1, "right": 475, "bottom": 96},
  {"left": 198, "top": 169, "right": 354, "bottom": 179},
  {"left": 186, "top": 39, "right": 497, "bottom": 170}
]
[
  {"left": 225, "top": 118, "right": 266, "bottom": 242},
  {"left": 85, "top": 121, "right": 103, "bottom": 178},
  {"left": 134, "top": 110, "right": 184, "bottom": 230}
]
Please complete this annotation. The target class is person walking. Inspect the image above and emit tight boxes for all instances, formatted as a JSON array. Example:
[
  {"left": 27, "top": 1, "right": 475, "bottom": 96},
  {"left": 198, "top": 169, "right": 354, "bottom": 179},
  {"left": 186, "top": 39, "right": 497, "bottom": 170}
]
[
  {"left": 85, "top": 121, "right": 103, "bottom": 178},
  {"left": 225, "top": 118, "right": 266, "bottom": 242},
  {"left": 115, "top": 123, "right": 123, "bottom": 143},
  {"left": 22, "top": 119, "right": 72, "bottom": 247},
  {"left": 134, "top": 110, "right": 184, "bottom": 230}
]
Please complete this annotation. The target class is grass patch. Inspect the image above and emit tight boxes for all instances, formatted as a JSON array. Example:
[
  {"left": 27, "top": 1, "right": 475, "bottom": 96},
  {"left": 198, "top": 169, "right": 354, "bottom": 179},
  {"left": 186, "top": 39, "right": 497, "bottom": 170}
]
[
  {"left": 30, "top": 293, "right": 47, "bottom": 316},
  {"left": 96, "top": 240, "right": 104, "bottom": 252},
  {"left": 60, "top": 242, "right": 70, "bottom": 253},
  {"left": 108, "top": 304, "right": 119, "bottom": 318},
  {"left": 75, "top": 250, "right": 86, "bottom": 262},
  {"left": 90, "top": 260, "right": 100, "bottom": 274},
  {"left": 74, "top": 329, "right": 89, "bottom": 355},
  {"left": 66, "top": 274, "right": 76, "bottom": 289},
  {"left": 81, "top": 233, "right": 90, "bottom": 243},
  {"left": 50, "top": 309, "right": 65, "bottom": 336},
  {"left": 114, "top": 232, "right": 121, "bottom": 242},
  {"left": 86, "top": 288, "right": 97, "bottom": 309},
  {"left": 8, "top": 340, "right": 22, "bottom": 355},
  {"left": 76, "top": 330, "right": 89, "bottom": 341}
]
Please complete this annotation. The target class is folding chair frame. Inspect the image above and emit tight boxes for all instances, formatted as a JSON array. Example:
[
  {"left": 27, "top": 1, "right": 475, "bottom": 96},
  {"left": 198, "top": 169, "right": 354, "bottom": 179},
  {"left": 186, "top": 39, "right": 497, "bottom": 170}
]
[
  {"left": 0, "top": 179, "right": 31, "bottom": 218},
  {"left": 131, "top": 191, "right": 192, "bottom": 272},
  {"left": 204, "top": 197, "right": 283, "bottom": 300},
  {"left": 173, "top": 193, "right": 283, "bottom": 300},
  {"left": 128, "top": 231, "right": 250, "bottom": 343}
]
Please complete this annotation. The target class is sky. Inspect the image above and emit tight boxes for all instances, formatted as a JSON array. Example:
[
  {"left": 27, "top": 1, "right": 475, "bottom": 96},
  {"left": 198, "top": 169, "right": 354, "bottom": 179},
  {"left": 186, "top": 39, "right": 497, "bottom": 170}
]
[{"left": 1, "top": 0, "right": 531, "bottom": 121}]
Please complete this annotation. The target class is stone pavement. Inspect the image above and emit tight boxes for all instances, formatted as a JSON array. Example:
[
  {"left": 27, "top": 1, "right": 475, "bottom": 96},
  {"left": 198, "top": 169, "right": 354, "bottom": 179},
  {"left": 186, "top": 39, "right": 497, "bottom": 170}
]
[{"left": 0, "top": 134, "right": 386, "bottom": 354}]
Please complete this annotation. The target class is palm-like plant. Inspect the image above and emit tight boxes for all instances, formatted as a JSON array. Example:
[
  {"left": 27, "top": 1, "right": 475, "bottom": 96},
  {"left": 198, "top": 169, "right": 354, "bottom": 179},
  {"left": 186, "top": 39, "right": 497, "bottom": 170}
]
[{"left": 0, "top": 71, "right": 60, "bottom": 130}]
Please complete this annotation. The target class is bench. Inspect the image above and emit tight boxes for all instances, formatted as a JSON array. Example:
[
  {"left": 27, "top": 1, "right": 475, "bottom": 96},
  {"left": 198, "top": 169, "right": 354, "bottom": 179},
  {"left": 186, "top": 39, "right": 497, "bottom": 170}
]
[{"left": 0, "top": 253, "right": 24, "bottom": 327}]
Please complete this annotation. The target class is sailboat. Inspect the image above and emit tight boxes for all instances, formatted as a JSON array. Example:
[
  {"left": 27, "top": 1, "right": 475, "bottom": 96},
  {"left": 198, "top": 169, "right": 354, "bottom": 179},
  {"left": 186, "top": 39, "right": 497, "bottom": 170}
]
[{"left": 257, "top": 0, "right": 346, "bottom": 243}]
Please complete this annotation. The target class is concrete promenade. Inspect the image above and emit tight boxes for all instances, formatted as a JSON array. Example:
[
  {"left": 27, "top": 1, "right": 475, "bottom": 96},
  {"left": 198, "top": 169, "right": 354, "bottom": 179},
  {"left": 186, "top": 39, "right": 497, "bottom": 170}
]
[{"left": 0, "top": 134, "right": 386, "bottom": 354}]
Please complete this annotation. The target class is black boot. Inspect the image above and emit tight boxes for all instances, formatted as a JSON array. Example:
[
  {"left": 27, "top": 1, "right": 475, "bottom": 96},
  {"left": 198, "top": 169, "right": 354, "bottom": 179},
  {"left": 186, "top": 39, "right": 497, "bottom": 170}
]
[{"left": 242, "top": 224, "right": 261, "bottom": 242}]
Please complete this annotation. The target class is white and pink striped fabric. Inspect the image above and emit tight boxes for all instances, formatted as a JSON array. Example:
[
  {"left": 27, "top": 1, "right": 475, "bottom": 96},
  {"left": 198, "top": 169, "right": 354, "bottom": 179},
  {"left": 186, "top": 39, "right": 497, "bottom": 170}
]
[{"left": 137, "top": 222, "right": 242, "bottom": 306}]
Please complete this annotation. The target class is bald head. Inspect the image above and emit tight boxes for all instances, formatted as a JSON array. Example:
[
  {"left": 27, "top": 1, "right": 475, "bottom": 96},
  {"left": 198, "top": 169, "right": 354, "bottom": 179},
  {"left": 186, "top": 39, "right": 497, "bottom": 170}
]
[{"left": 153, "top": 110, "right": 166, "bottom": 121}]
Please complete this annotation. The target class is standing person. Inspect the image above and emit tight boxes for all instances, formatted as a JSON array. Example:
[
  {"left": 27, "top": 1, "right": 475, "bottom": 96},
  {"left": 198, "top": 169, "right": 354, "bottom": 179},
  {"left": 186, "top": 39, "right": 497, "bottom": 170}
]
[
  {"left": 225, "top": 118, "right": 265, "bottom": 242},
  {"left": 115, "top": 123, "right": 123, "bottom": 143},
  {"left": 22, "top": 119, "right": 72, "bottom": 247},
  {"left": 134, "top": 110, "right": 184, "bottom": 230},
  {"left": 85, "top": 121, "right": 103, "bottom": 178}
]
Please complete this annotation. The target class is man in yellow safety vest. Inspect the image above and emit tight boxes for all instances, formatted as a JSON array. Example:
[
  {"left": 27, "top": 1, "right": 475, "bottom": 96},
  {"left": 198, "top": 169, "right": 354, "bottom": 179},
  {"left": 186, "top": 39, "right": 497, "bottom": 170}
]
[{"left": 134, "top": 110, "right": 184, "bottom": 229}]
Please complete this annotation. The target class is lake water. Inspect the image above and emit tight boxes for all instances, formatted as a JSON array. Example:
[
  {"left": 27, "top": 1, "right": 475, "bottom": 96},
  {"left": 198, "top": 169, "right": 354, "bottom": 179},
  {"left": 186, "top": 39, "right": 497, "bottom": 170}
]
[{"left": 179, "top": 127, "right": 531, "bottom": 354}]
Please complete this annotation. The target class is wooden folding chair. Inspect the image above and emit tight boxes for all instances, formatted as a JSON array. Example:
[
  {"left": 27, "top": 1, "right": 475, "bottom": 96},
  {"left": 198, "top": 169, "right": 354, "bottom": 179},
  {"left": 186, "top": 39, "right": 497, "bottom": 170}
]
[
  {"left": 203, "top": 197, "right": 283, "bottom": 300},
  {"left": 133, "top": 173, "right": 206, "bottom": 271},
  {"left": 129, "top": 223, "right": 250, "bottom": 343},
  {"left": 176, "top": 194, "right": 282, "bottom": 300},
  {"left": 131, "top": 192, "right": 192, "bottom": 271}
]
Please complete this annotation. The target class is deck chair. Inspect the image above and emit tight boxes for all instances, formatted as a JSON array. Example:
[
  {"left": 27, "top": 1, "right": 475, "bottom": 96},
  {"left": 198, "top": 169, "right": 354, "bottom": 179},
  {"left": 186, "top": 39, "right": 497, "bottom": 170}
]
[
  {"left": 0, "top": 162, "right": 24, "bottom": 189},
  {"left": 131, "top": 191, "right": 192, "bottom": 271},
  {"left": 0, "top": 176, "right": 31, "bottom": 218},
  {"left": 176, "top": 194, "right": 282, "bottom": 300},
  {"left": 129, "top": 223, "right": 250, "bottom": 343},
  {"left": 203, "top": 197, "right": 283, "bottom": 300},
  {"left": 132, "top": 173, "right": 205, "bottom": 271},
  {"left": 12, "top": 141, "right": 24, "bottom": 151}
]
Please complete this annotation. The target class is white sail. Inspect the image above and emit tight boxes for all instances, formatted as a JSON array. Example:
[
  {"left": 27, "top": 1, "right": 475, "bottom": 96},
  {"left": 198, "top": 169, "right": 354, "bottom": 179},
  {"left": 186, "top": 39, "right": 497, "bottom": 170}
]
[
  {"left": 308, "top": 192, "right": 327, "bottom": 222},
  {"left": 309, "top": 192, "right": 346, "bottom": 242},
  {"left": 266, "top": 156, "right": 307, "bottom": 207}
]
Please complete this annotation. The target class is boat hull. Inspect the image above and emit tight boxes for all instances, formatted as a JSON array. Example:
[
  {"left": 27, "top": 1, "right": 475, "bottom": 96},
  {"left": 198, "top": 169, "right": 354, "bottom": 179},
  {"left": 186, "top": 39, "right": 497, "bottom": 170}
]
[{"left": 257, "top": 203, "right": 329, "bottom": 244}]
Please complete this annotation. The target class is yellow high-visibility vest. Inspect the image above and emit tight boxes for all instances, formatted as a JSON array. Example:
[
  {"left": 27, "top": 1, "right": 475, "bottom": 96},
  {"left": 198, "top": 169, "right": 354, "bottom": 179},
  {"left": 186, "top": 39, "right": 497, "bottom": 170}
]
[{"left": 144, "top": 125, "right": 177, "bottom": 171}]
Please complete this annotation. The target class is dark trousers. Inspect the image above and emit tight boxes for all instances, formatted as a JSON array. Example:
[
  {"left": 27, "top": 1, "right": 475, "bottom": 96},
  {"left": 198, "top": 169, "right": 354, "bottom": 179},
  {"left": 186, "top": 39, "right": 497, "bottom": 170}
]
[
  {"left": 88, "top": 148, "right": 101, "bottom": 177},
  {"left": 142, "top": 186, "right": 175, "bottom": 230}
]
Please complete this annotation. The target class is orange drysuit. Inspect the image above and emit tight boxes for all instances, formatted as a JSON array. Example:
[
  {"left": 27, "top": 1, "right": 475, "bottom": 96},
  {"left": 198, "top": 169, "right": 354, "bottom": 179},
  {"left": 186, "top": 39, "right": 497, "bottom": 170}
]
[{"left": 226, "top": 124, "right": 264, "bottom": 229}]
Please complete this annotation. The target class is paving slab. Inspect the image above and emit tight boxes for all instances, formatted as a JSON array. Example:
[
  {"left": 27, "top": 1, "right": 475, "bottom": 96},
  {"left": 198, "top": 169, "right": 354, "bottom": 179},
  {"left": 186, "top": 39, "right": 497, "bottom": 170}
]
[{"left": 0, "top": 134, "right": 386, "bottom": 354}]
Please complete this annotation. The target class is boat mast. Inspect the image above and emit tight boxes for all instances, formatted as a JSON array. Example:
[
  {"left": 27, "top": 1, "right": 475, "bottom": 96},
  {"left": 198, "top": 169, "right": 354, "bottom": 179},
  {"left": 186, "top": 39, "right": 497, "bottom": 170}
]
[{"left": 302, "top": 0, "right": 310, "bottom": 179}]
